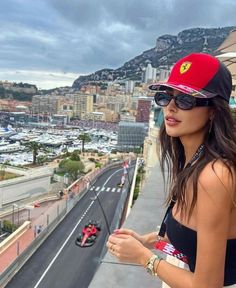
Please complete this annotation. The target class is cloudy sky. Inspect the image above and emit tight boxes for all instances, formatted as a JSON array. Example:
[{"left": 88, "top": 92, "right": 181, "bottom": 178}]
[{"left": 0, "top": 0, "right": 235, "bottom": 89}]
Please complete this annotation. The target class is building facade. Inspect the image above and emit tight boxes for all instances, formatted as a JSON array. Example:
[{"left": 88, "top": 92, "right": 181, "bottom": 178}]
[
  {"left": 73, "top": 93, "right": 93, "bottom": 119},
  {"left": 32, "top": 95, "right": 62, "bottom": 115},
  {"left": 136, "top": 98, "right": 152, "bottom": 123},
  {"left": 117, "top": 121, "right": 147, "bottom": 151},
  {"left": 144, "top": 63, "right": 157, "bottom": 83}
]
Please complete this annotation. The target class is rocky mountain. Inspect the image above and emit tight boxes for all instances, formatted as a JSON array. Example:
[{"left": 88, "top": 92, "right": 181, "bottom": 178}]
[{"left": 72, "top": 26, "right": 235, "bottom": 89}]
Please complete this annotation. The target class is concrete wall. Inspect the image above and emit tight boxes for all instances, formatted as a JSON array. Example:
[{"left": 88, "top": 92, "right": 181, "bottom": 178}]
[{"left": 0, "top": 168, "right": 53, "bottom": 207}]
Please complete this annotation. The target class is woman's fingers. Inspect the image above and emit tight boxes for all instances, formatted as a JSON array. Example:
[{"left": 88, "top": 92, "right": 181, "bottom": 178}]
[
  {"left": 108, "top": 234, "right": 127, "bottom": 246},
  {"left": 114, "top": 228, "right": 133, "bottom": 235},
  {"left": 107, "top": 233, "right": 147, "bottom": 264}
]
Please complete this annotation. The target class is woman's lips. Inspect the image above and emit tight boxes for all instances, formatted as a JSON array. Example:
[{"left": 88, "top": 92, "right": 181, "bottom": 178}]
[{"left": 165, "top": 116, "right": 181, "bottom": 126}]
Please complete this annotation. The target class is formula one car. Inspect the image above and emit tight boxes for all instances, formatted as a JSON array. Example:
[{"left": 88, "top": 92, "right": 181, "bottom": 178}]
[{"left": 75, "top": 220, "right": 101, "bottom": 247}]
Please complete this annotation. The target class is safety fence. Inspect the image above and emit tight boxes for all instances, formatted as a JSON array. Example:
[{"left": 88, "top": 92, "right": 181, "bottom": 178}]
[{"left": 0, "top": 160, "right": 135, "bottom": 287}]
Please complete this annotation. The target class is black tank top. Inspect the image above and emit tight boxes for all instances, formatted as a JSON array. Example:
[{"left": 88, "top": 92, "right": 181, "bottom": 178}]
[{"left": 165, "top": 209, "right": 236, "bottom": 286}]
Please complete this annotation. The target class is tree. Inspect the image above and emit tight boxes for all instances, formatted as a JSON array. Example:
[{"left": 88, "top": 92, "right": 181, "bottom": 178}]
[
  {"left": 24, "top": 141, "right": 46, "bottom": 165},
  {"left": 0, "top": 160, "right": 9, "bottom": 180},
  {"left": 78, "top": 133, "right": 91, "bottom": 153},
  {"left": 59, "top": 159, "right": 85, "bottom": 181},
  {"left": 70, "top": 151, "right": 80, "bottom": 161}
]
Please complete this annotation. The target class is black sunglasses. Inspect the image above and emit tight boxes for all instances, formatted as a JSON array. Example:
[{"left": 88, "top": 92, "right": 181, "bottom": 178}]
[{"left": 154, "top": 91, "right": 212, "bottom": 110}]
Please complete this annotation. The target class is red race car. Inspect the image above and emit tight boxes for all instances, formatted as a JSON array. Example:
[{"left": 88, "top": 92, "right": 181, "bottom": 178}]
[{"left": 75, "top": 220, "right": 101, "bottom": 247}]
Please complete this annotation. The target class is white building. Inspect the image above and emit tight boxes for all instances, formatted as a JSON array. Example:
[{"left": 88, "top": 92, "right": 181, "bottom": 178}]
[
  {"left": 125, "top": 80, "right": 134, "bottom": 93},
  {"left": 144, "top": 63, "right": 157, "bottom": 83},
  {"left": 158, "top": 68, "right": 170, "bottom": 81}
]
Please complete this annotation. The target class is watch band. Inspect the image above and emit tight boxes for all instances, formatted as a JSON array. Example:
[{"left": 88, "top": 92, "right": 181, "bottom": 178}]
[{"left": 146, "top": 254, "right": 162, "bottom": 276}]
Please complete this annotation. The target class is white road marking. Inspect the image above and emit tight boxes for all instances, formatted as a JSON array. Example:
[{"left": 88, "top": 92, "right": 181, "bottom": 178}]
[
  {"left": 33, "top": 200, "right": 95, "bottom": 288},
  {"left": 92, "top": 186, "right": 122, "bottom": 193},
  {"left": 34, "top": 168, "right": 123, "bottom": 287}
]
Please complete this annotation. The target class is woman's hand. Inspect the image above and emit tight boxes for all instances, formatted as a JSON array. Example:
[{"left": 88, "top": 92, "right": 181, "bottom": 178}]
[
  {"left": 112, "top": 228, "right": 160, "bottom": 248},
  {"left": 106, "top": 232, "right": 152, "bottom": 266},
  {"left": 113, "top": 228, "right": 145, "bottom": 244}
]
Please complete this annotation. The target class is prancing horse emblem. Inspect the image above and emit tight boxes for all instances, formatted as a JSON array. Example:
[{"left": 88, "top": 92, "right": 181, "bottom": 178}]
[{"left": 180, "top": 62, "right": 192, "bottom": 74}]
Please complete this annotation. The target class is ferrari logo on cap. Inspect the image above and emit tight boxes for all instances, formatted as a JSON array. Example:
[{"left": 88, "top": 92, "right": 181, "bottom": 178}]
[{"left": 180, "top": 62, "right": 192, "bottom": 74}]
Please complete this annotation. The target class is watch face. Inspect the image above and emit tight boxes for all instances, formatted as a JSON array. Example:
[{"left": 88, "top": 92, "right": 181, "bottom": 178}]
[
  {"left": 146, "top": 266, "right": 153, "bottom": 275},
  {"left": 146, "top": 255, "right": 158, "bottom": 276},
  {"left": 146, "top": 261, "right": 155, "bottom": 275}
]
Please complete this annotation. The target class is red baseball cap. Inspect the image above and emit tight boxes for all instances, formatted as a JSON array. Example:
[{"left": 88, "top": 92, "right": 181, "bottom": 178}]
[{"left": 149, "top": 53, "right": 232, "bottom": 102}]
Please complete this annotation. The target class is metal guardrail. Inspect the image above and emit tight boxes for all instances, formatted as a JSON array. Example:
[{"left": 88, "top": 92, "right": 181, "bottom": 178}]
[
  {"left": 0, "top": 208, "right": 67, "bottom": 288},
  {"left": 0, "top": 160, "right": 131, "bottom": 287},
  {"left": 99, "top": 159, "right": 138, "bottom": 260}
]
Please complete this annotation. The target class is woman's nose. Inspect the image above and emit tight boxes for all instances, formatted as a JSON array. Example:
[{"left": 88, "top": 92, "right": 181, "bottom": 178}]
[{"left": 167, "top": 99, "right": 178, "bottom": 111}]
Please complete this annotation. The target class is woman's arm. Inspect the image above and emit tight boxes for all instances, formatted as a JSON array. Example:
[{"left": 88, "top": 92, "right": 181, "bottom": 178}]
[
  {"left": 191, "top": 161, "right": 233, "bottom": 287},
  {"left": 107, "top": 161, "right": 234, "bottom": 288},
  {"left": 107, "top": 233, "right": 193, "bottom": 288},
  {"left": 157, "top": 161, "right": 233, "bottom": 288},
  {"left": 113, "top": 228, "right": 170, "bottom": 249}
]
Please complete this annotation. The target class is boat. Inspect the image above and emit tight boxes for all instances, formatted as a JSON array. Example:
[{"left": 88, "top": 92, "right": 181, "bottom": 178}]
[
  {"left": 0, "top": 139, "right": 10, "bottom": 146},
  {"left": 0, "top": 126, "right": 16, "bottom": 138},
  {"left": 0, "top": 142, "right": 25, "bottom": 153}
]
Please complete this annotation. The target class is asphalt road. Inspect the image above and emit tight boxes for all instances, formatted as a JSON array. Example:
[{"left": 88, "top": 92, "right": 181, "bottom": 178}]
[{"left": 6, "top": 164, "right": 134, "bottom": 288}]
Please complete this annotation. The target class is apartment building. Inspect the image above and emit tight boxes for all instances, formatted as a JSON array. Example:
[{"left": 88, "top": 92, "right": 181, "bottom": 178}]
[
  {"left": 32, "top": 95, "right": 62, "bottom": 115},
  {"left": 125, "top": 80, "right": 134, "bottom": 94},
  {"left": 144, "top": 63, "right": 157, "bottom": 83},
  {"left": 95, "top": 107, "right": 119, "bottom": 122},
  {"left": 57, "top": 98, "right": 74, "bottom": 118},
  {"left": 98, "top": 94, "right": 131, "bottom": 113},
  {"left": 136, "top": 97, "right": 152, "bottom": 123},
  {"left": 73, "top": 93, "right": 93, "bottom": 119}
]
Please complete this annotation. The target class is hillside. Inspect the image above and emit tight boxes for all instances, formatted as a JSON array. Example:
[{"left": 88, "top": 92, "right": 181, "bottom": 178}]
[
  {"left": 0, "top": 81, "right": 38, "bottom": 101},
  {"left": 72, "top": 26, "right": 235, "bottom": 88}
]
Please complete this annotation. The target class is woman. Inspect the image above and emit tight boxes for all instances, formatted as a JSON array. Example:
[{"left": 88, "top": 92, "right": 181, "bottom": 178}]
[{"left": 107, "top": 53, "right": 236, "bottom": 287}]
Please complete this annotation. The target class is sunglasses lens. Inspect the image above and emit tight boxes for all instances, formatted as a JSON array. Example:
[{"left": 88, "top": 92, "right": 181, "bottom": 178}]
[
  {"left": 154, "top": 92, "right": 198, "bottom": 110},
  {"left": 176, "top": 94, "right": 196, "bottom": 110},
  {"left": 154, "top": 92, "right": 171, "bottom": 107}
]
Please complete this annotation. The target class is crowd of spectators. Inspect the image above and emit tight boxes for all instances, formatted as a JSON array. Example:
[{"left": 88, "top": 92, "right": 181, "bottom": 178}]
[{"left": 68, "top": 119, "right": 118, "bottom": 132}]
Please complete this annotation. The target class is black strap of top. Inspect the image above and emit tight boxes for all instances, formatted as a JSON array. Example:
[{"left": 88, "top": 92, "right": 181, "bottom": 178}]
[{"left": 158, "top": 144, "right": 205, "bottom": 237}]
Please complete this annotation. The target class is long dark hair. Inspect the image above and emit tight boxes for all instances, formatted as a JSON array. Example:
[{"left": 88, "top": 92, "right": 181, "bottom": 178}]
[{"left": 159, "top": 97, "right": 236, "bottom": 219}]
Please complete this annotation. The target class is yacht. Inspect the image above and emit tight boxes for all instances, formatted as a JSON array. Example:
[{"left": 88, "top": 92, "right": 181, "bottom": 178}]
[
  {"left": 0, "top": 126, "right": 16, "bottom": 138},
  {"left": 0, "top": 142, "right": 25, "bottom": 153}
]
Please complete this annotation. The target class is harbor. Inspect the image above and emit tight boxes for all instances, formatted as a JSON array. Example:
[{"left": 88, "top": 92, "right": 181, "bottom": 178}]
[{"left": 0, "top": 124, "right": 118, "bottom": 167}]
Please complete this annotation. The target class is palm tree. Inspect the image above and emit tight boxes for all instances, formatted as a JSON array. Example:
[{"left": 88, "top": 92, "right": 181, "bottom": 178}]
[
  {"left": 78, "top": 133, "right": 91, "bottom": 153},
  {"left": 24, "top": 141, "right": 45, "bottom": 165}
]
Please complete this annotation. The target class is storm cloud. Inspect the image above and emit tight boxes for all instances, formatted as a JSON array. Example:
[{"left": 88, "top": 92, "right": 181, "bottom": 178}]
[{"left": 0, "top": 0, "right": 235, "bottom": 88}]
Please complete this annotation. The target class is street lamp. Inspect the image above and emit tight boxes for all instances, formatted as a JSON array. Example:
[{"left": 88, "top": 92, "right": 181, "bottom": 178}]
[
  {"left": 12, "top": 205, "right": 15, "bottom": 228},
  {"left": 12, "top": 203, "right": 19, "bottom": 227},
  {"left": 12, "top": 203, "right": 19, "bottom": 232}
]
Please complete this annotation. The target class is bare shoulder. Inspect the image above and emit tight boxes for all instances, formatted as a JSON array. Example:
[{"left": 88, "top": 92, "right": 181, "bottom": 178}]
[
  {"left": 198, "top": 160, "right": 235, "bottom": 208},
  {"left": 195, "top": 161, "right": 234, "bottom": 284}
]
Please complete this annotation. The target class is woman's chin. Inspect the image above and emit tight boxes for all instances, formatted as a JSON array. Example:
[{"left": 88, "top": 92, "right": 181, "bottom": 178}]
[{"left": 165, "top": 129, "right": 181, "bottom": 138}]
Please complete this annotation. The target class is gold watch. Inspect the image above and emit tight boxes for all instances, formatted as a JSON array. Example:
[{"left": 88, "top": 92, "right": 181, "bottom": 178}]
[{"left": 146, "top": 254, "right": 161, "bottom": 276}]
